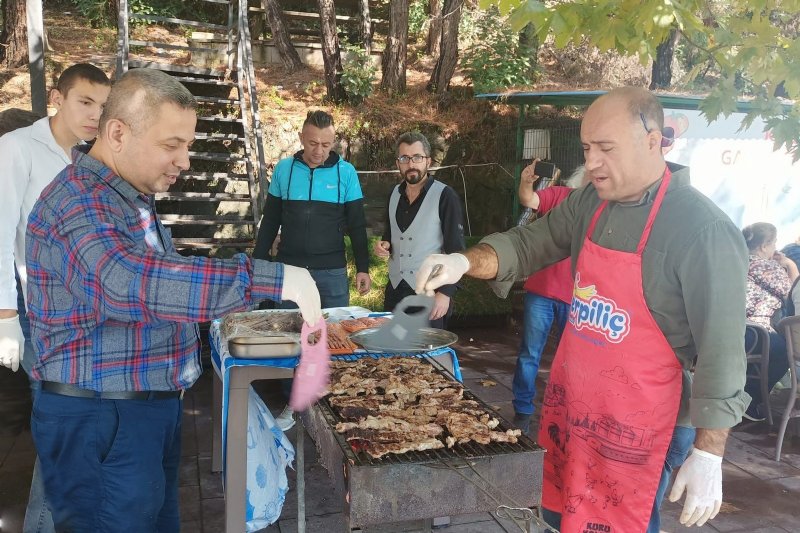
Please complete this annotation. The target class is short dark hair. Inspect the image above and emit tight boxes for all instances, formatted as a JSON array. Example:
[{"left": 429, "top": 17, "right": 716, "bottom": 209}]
[
  {"left": 303, "top": 110, "right": 334, "bottom": 130},
  {"left": 396, "top": 131, "right": 431, "bottom": 157},
  {"left": 742, "top": 222, "right": 777, "bottom": 252},
  {"left": 99, "top": 68, "right": 196, "bottom": 135},
  {"left": 55, "top": 63, "right": 110, "bottom": 97}
]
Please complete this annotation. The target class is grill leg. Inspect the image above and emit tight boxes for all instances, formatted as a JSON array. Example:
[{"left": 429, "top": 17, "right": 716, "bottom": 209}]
[
  {"left": 297, "top": 419, "right": 305, "bottom": 533},
  {"left": 211, "top": 374, "right": 222, "bottom": 472}
]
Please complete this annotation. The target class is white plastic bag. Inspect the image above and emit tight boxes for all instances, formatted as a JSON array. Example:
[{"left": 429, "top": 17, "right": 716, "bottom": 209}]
[{"left": 245, "top": 386, "right": 295, "bottom": 531}]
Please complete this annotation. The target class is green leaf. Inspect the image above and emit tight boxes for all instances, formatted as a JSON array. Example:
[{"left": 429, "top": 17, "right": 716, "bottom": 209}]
[{"left": 507, "top": 0, "right": 548, "bottom": 32}]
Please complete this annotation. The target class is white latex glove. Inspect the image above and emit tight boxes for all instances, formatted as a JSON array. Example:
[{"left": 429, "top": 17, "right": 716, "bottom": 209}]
[
  {"left": 281, "top": 265, "right": 322, "bottom": 327},
  {"left": 668, "top": 448, "right": 723, "bottom": 527},
  {"left": 415, "top": 253, "right": 470, "bottom": 296},
  {"left": 0, "top": 315, "right": 24, "bottom": 372}
]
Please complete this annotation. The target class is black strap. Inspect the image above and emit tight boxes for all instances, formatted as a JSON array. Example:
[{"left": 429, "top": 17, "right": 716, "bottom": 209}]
[{"left": 41, "top": 381, "right": 183, "bottom": 400}]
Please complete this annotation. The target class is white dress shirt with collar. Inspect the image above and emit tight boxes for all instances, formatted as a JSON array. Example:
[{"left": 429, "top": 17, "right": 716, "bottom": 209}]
[{"left": 0, "top": 116, "right": 71, "bottom": 309}]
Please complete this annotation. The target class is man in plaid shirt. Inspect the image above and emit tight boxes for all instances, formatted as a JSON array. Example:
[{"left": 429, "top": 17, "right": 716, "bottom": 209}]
[{"left": 25, "top": 68, "right": 322, "bottom": 532}]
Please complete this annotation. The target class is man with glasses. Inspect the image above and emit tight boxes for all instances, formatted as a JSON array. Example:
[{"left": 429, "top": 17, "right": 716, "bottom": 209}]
[
  {"left": 373, "top": 131, "right": 465, "bottom": 328},
  {"left": 416, "top": 87, "right": 749, "bottom": 532}
]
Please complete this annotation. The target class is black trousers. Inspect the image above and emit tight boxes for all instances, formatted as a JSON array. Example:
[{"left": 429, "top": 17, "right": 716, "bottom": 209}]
[{"left": 383, "top": 279, "right": 453, "bottom": 330}]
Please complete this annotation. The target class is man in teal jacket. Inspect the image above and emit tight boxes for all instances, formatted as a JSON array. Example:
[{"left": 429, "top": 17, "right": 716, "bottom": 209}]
[{"left": 254, "top": 110, "right": 371, "bottom": 306}]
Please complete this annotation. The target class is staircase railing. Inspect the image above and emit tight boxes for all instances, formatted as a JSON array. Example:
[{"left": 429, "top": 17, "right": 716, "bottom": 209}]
[
  {"left": 235, "top": 0, "right": 268, "bottom": 221},
  {"left": 113, "top": 0, "right": 267, "bottom": 248}
]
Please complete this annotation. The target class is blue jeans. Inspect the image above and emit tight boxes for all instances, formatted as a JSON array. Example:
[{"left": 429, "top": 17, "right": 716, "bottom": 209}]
[
  {"left": 17, "top": 272, "right": 55, "bottom": 533},
  {"left": 31, "top": 392, "right": 183, "bottom": 532},
  {"left": 512, "top": 292, "right": 568, "bottom": 416},
  {"left": 542, "top": 426, "right": 696, "bottom": 533}
]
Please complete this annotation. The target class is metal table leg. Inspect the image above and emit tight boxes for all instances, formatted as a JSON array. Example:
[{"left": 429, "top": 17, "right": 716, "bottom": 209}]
[
  {"left": 224, "top": 373, "right": 249, "bottom": 533},
  {"left": 212, "top": 374, "right": 223, "bottom": 473},
  {"left": 297, "top": 417, "right": 305, "bottom": 533},
  {"left": 222, "top": 366, "right": 294, "bottom": 533}
]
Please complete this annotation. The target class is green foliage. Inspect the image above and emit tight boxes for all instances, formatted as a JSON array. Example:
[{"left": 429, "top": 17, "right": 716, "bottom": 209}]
[
  {"left": 341, "top": 44, "right": 377, "bottom": 105},
  {"left": 72, "top": 0, "right": 223, "bottom": 27},
  {"left": 129, "top": 0, "right": 184, "bottom": 19},
  {"left": 460, "top": 8, "right": 534, "bottom": 93},
  {"left": 72, "top": 0, "right": 116, "bottom": 27},
  {"left": 484, "top": 0, "right": 800, "bottom": 161},
  {"left": 409, "top": 0, "right": 429, "bottom": 40}
]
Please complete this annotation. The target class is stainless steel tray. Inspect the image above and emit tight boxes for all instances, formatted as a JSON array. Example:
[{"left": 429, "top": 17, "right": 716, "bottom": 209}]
[
  {"left": 228, "top": 335, "right": 300, "bottom": 359},
  {"left": 348, "top": 327, "right": 458, "bottom": 353}
]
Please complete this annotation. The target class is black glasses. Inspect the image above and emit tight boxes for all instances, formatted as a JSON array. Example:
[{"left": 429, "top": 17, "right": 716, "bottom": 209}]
[
  {"left": 639, "top": 112, "right": 653, "bottom": 133},
  {"left": 397, "top": 154, "right": 428, "bottom": 164},
  {"left": 640, "top": 112, "right": 673, "bottom": 148}
]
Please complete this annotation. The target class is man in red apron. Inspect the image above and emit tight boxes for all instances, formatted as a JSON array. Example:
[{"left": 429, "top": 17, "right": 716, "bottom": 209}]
[{"left": 416, "top": 87, "right": 750, "bottom": 532}]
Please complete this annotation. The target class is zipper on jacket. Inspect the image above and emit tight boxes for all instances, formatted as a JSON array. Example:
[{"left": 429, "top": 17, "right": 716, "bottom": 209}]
[{"left": 305, "top": 167, "right": 314, "bottom": 266}]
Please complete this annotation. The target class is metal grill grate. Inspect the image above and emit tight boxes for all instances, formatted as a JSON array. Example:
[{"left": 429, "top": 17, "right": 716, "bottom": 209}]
[{"left": 320, "top": 354, "right": 542, "bottom": 467}]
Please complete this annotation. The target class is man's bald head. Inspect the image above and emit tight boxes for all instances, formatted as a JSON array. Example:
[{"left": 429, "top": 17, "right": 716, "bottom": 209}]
[
  {"left": 593, "top": 87, "right": 665, "bottom": 136},
  {"left": 581, "top": 87, "right": 668, "bottom": 202},
  {"left": 99, "top": 69, "right": 196, "bottom": 136}
]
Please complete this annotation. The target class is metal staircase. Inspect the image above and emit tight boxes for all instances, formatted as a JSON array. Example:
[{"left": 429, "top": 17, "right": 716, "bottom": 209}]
[{"left": 115, "top": 0, "right": 267, "bottom": 257}]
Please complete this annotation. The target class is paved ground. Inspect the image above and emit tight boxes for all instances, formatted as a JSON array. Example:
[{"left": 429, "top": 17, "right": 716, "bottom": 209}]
[{"left": 2, "top": 322, "right": 799, "bottom": 532}]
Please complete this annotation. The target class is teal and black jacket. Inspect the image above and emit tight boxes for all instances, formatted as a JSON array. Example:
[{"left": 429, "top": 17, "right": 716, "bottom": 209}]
[{"left": 253, "top": 151, "right": 370, "bottom": 273}]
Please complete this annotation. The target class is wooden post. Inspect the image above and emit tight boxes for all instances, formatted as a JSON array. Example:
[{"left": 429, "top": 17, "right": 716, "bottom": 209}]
[
  {"left": 116, "top": 0, "right": 129, "bottom": 78},
  {"left": 26, "top": 0, "right": 46, "bottom": 115},
  {"left": 513, "top": 104, "right": 526, "bottom": 222}
]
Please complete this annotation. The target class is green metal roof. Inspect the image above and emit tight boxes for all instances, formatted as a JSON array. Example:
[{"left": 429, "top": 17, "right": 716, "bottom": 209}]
[{"left": 475, "top": 90, "right": 794, "bottom": 113}]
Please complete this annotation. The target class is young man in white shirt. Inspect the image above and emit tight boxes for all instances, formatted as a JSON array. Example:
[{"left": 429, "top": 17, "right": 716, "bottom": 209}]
[{"left": 0, "top": 62, "right": 110, "bottom": 533}]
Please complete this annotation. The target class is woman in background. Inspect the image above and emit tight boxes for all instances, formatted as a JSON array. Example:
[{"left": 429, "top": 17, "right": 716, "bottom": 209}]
[{"left": 742, "top": 222, "right": 799, "bottom": 420}]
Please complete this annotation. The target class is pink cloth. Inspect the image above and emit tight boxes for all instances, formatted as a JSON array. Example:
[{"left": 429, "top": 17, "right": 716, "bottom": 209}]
[
  {"left": 522, "top": 186, "right": 575, "bottom": 303},
  {"left": 289, "top": 319, "right": 332, "bottom": 411}
]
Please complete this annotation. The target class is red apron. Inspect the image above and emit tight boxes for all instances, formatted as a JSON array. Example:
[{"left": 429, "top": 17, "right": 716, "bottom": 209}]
[{"left": 538, "top": 169, "right": 682, "bottom": 533}]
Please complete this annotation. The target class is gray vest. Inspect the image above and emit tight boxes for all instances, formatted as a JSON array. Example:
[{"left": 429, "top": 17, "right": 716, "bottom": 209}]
[{"left": 388, "top": 180, "right": 446, "bottom": 288}]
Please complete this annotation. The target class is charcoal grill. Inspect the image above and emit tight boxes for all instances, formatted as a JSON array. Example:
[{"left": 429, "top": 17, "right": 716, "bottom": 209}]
[{"left": 303, "top": 355, "right": 545, "bottom": 531}]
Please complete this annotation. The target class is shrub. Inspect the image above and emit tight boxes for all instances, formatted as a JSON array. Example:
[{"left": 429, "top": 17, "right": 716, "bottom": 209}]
[
  {"left": 460, "top": 8, "right": 534, "bottom": 94},
  {"left": 408, "top": 0, "right": 429, "bottom": 41},
  {"left": 73, "top": 0, "right": 221, "bottom": 27},
  {"left": 341, "top": 44, "right": 377, "bottom": 105}
]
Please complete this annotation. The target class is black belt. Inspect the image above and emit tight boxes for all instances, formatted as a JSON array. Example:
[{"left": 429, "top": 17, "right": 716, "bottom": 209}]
[{"left": 41, "top": 381, "right": 184, "bottom": 401}]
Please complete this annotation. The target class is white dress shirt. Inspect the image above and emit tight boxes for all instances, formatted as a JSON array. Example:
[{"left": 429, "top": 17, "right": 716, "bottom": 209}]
[{"left": 0, "top": 116, "right": 71, "bottom": 309}]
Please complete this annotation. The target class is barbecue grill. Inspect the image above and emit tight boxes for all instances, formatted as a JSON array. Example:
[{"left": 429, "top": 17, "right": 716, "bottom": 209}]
[{"left": 303, "top": 354, "right": 545, "bottom": 531}]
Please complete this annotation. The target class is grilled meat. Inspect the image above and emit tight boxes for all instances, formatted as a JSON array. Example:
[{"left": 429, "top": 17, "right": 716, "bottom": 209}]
[{"left": 327, "top": 357, "right": 520, "bottom": 458}]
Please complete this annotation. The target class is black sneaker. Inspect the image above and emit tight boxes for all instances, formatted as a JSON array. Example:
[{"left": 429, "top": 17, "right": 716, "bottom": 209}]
[
  {"left": 513, "top": 413, "right": 532, "bottom": 436},
  {"left": 742, "top": 403, "right": 766, "bottom": 422}
]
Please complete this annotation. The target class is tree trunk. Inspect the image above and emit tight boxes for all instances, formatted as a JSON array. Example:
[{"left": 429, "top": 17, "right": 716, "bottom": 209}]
[
  {"left": 426, "top": 0, "right": 442, "bottom": 57},
  {"left": 519, "top": 23, "right": 539, "bottom": 76},
  {"left": 317, "top": 0, "right": 347, "bottom": 103},
  {"left": 649, "top": 29, "right": 678, "bottom": 90},
  {"left": 380, "top": 0, "right": 409, "bottom": 94},
  {"left": 427, "top": 0, "right": 463, "bottom": 93},
  {"left": 264, "top": 0, "right": 303, "bottom": 72},
  {"left": 0, "top": 0, "right": 28, "bottom": 68},
  {"left": 358, "top": 0, "right": 372, "bottom": 55}
]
